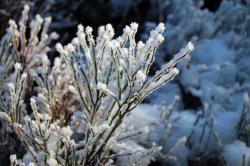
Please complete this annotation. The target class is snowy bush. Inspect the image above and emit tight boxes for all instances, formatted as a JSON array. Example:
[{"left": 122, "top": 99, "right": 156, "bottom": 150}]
[
  {"left": 138, "top": 1, "right": 250, "bottom": 165},
  {"left": 0, "top": 5, "right": 194, "bottom": 166}
]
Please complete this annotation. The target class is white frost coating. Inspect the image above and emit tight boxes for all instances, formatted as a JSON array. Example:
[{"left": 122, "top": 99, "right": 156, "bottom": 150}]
[
  {"left": 48, "top": 158, "right": 58, "bottom": 166},
  {"left": 28, "top": 163, "right": 37, "bottom": 166},
  {"left": 0, "top": 112, "right": 10, "bottom": 121},
  {"left": 97, "top": 82, "right": 107, "bottom": 90},
  {"left": 156, "top": 34, "right": 165, "bottom": 43},
  {"left": 65, "top": 43, "right": 75, "bottom": 53},
  {"left": 28, "top": 163, "right": 36, "bottom": 166},
  {"left": 24, "top": 4, "right": 30, "bottom": 11},
  {"left": 156, "top": 42, "right": 194, "bottom": 77},
  {"left": 172, "top": 67, "right": 179, "bottom": 75},
  {"left": 55, "top": 43, "right": 64, "bottom": 54},
  {"left": 136, "top": 70, "right": 146, "bottom": 82},
  {"left": 61, "top": 126, "right": 73, "bottom": 137},
  {"left": 130, "top": 22, "right": 138, "bottom": 30},
  {"left": 85, "top": 26, "right": 93, "bottom": 34},
  {"left": 10, "top": 154, "right": 17, "bottom": 163},
  {"left": 35, "top": 15, "right": 43, "bottom": 25},
  {"left": 7, "top": 82, "right": 15, "bottom": 91},
  {"left": 30, "top": 98, "right": 36, "bottom": 106},
  {"left": 0, "top": 6, "right": 195, "bottom": 164},
  {"left": 187, "top": 41, "right": 194, "bottom": 51},
  {"left": 14, "top": 63, "right": 22, "bottom": 71},
  {"left": 21, "top": 72, "right": 27, "bottom": 79},
  {"left": 0, "top": 5, "right": 75, "bottom": 166},
  {"left": 156, "top": 23, "right": 165, "bottom": 33},
  {"left": 137, "top": 41, "right": 145, "bottom": 49}
]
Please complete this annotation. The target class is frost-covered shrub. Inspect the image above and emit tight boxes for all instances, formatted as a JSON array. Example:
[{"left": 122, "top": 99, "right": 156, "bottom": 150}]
[
  {"left": 0, "top": 4, "right": 59, "bottom": 164},
  {"left": 0, "top": 5, "right": 194, "bottom": 166},
  {"left": 54, "top": 21, "right": 193, "bottom": 166}
]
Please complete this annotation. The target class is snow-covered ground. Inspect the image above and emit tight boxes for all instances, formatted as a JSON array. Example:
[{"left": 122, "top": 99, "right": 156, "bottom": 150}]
[{"left": 122, "top": 0, "right": 250, "bottom": 165}]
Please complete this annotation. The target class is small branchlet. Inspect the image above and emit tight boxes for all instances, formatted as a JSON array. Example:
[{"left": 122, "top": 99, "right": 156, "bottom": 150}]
[{"left": 56, "top": 22, "right": 193, "bottom": 165}]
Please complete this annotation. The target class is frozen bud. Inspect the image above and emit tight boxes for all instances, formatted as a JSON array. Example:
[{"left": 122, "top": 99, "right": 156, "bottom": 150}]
[
  {"left": 130, "top": 22, "right": 138, "bottom": 30},
  {"left": 98, "top": 26, "right": 105, "bottom": 34},
  {"left": 172, "top": 68, "right": 179, "bottom": 75},
  {"left": 21, "top": 73, "right": 27, "bottom": 80},
  {"left": 45, "top": 16, "right": 52, "bottom": 24},
  {"left": 30, "top": 98, "right": 36, "bottom": 106},
  {"left": 106, "top": 24, "right": 113, "bottom": 31},
  {"left": 119, "top": 59, "right": 125, "bottom": 66},
  {"left": 10, "top": 154, "right": 17, "bottom": 163},
  {"left": 7, "top": 83, "right": 15, "bottom": 91},
  {"left": 137, "top": 41, "right": 145, "bottom": 49},
  {"left": 61, "top": 126, "right": 73, "bottom": 137},
  {"left": 156, "top": 34, "right": 164, "bottom": 43},
  {"left": 85, "top": 26, "right": 93, "bottom": 34},
  {"left": 24, "top": 5, "right": 30, "bottom": 12},
  {"left": 14, "top": 63, "right": 22, "bottom": 71},
  {"left": 124, "top": 25, "right": 131, "bottom": 34},
  {"left": 136, "top": 70, "right": 146, "bottom": 82},
  {"left": 157, "top": 23, "right": 165, "bottom": 32},
  {"left": 48, "top": 158, "right": 58, "bottom": 166},
  {"left": 65, "top": 44, "right": 75, "bottom": 52},
  {"left": 9, "top": 20, "right": 17, "bottom": 28},
  {"left": 35, "top": 14, "right": 43, "bottom": 24},
  {"left": 68, "top": 85, "right": 76, "bottom": 93},
  {"left": 55, "top": 43, "right": 64, "bottom": 54},
  {"left": 187, "top": 42, "right": 194, "bottom": 51},
  {"left": 97, "top": 82, "right": 107, "bottom": 90},
  {"left": 72, "top": 37, "right": 79, "bottom": 45},
  {"left": 78, "top": 24, "right": 84, "bottom": 32}
]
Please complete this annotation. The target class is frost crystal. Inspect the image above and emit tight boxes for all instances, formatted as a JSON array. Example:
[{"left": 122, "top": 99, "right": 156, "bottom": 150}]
[{"left": 0, "top": 5, "right": 194, "bottom": 166}]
